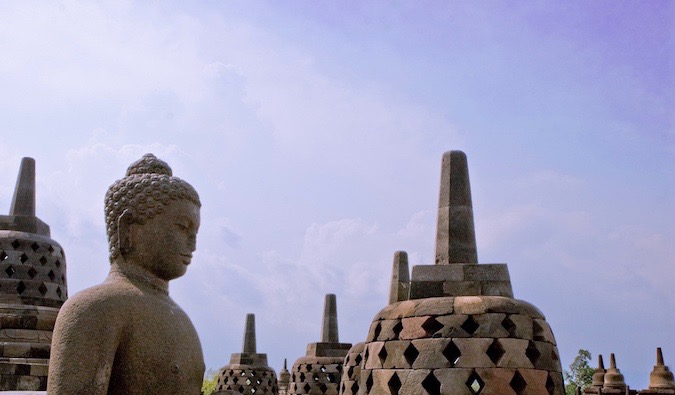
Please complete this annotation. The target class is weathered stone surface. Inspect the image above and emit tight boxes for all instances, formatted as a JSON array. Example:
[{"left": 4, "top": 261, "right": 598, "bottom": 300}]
[
  {"left": 472, "top": 313, "right": 509, "bottom": 338},
  {"left": 475, "top": 367, "right": 517, "bottom": 395},
  {"left": 480, "top": 281, "right": 514, "bottom": 297},
  {"left": 400, "top": 316, "right": 432, "bottom": 340},
  {"left": 453, "top": 338, "right": 494, "bottom": 368},
  {"left": 442, "top": 280, "right": 481, "bottom": 296},
  {"left": 533, "top": 318, "right": 557, "bottom": 345},
  {"left": 434, "top": 368, "right": 474, "bottom": 395},
  {"left": 48, "top": 154, "right": 204, "bottom": 394},
  {"left": 454, "top": 296, "right": 545, "bottom": 318},
  {"left": 496, "top": 338, "right": 533, "bottom": 368},
  {"left": 412, "top": 265, "right": 465, "bottom": 282},
  {"left": 414, "top": 297, "right": 454, "bottom": 316},
  {"left": 409, "top": 280, "right": 443, "bottom": 299},
  {"left": 389, "top": 251, "right": 410, "bottom": 304},
  {"left": 463, "top": 264, "right": 510, "bottom": 281},
  {"left": 410, "top": 338, "right": 453, "bottom": 369},
  {"left": 322, "top": 294, "right": 339, "bottom": 343}
]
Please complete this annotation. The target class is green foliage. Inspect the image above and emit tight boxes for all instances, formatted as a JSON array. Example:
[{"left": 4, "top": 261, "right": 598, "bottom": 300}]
[
  {"left": 202, "top": 368, "right": 218, "bottom": 395},
  {"left": 564, "top": 349, "right": 595, "bottom": 395}
]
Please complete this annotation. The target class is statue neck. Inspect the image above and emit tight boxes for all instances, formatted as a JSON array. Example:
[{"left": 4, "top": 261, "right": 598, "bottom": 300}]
[{"left": 110, "top": 261, "right": 169, "bottom": 295}]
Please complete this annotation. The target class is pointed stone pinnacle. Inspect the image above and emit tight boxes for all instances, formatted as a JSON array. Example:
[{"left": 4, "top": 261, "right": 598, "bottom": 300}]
[
  {"left": 242, "top": 313, "right": 256, "bottom": 354},
  {"left": 389, "top": 251, "right": 410, "bottom": 304},
  {"left": 435, "top": 150, "right": 478, "bottom": 264},
  {"left": 610, "top": 353, "right": 617, "bottom": 369},
  {"left": 657, "top": 347, "right": 665, "bottom": 366},
  {"left": 9, "top": 157, "right": 36, "bottom": 217},
  {"left": 321, "top": 294, "right": 339, "bottom": 343},
  {"left": 599, "top": 354, "right": 605, "bottom": 369},
  {"left": 283, "top": 358, "right": 287, "bottom": 370}
]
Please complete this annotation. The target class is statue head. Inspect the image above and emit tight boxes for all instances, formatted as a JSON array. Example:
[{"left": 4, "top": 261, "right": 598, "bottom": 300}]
[{"left": 104, "top": 154, "right": 201, "bottom": 273}]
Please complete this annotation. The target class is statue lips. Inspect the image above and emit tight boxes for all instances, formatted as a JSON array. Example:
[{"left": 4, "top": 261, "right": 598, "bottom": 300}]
[{"left": 181, "top": 254, "right": 193, "bottom": 265}]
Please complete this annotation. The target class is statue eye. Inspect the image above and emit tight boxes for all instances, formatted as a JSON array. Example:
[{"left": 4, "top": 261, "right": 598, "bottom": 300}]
[{"left": 175, "top": 223, "right": 189, "bottom": 231}]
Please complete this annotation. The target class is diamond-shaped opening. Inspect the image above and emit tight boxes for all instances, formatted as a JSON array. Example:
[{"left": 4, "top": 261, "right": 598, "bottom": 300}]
[
  {"left": 237, "top": 385, "right": 244, "bottom": 393},
  {"left": 551, "top": 349, "right": 559, "bottom": 361},
  {"left": 526, "top": 341, "right": 541, "bottom": 365},
  {"left": 251, "top": 388, "right": 256, "bottom": 394},
  {"left": 11, "top": 240, "right": 20, "bottom": 249},
  {"left": 48, "top": 245, "right": 54, "bottom": 253},
  {"left": 421, "top": 372, "right": 441, "bottom": 395},
  {"left": 48, "top": 270, "right": 56, "bottom": 281},
  {"left": 354, "top": 353, "right": 362, "bottom": 365},
  {"left": 16, "top": 281, "right": 26, "bottom": 294},
  {"left": 306, "top": 364, "right": 313, "bottom": 372},
  {"left": 319, "top": 383, "right": 328, "bottom": 393},
  {"left": 466, "top": 371, "right": 484, "bottom": 395},
  {"left": 372, "top": 322, "right": 382, "bottom": 340},
  {"left": 388, "top": 372, "right": 402, "bottom": 395},
  {"left": 27, "top": 267, "right": 37, "bottom": 278},
  {"left": 313, "top": 373, "right": 319, "bottom": 382},
  {"left": 486, "top": 339, "right": 505, "bottom": 365},
  {"left": 55, "top": 259, "right": 61, "bottom": 268},
  {"left": 403, "top": 343, "right": 419, "bottom": 366},
  {"left": 39, "top": 256, "right": 47, "bottom": 265},
  {"left": 510, "top": 371, "right": 527, "bottom": 395},
  {"left": 422, "top": 316, "right": 444, "bottom": 337},
  {"left": 299, "top": 372, "right": 305, "bottom": 382},
  {"left": 392, "top": 320, "right": 403, "bottom": 338},
  {"left": 378, "top": 344, "right": 388, "bottom": 363},
  {"left": 56, "top": 286, "right": 62, "bottom": 298},
  {"left": 442, "top": 340, "right": 461, "bottom": 366},
  {"left": 533, "top": 320, "right": 545, "bottom": 341},
  {"left": 502, "top": 316, "right": 517, "bottom": 337},
  {"left": 255, "top": 378, "right": 261, "bottom": 385},
  {"left": 20, "top": 253, "right": 28, "bottom": 263},
  {"left": 245, "top": 378, "right": 251, "bottom": 385},
  {"left": 350, "top": 381, "right": 359, "bottom": 394},
  {"left": 327, "top": 373, "right": 336, "bottom": 383},
  {"left": 250, "top": 370, "right": 256, "bottom": 376},
  {"left": 341, "top": 383, "right": 345, "bottom": 394},
  {"left": 320, "top": 365, "right": 326, "bottom": 373},
  {"left": 232, "top": 376, "right": 239, "bottom": 384},
  {"left": 347, "top": 366, "right": 354, "bottom": 378},
  {"left": 366, "top": 372, "right": 374, "bottom": 392},
  {"left": 240, "top": 371, "right": 247, "bottom": 376},
  {"left": 546, "top": 374, "right": 556, "bottom": 395},
  {"left": 31, "top": 242, "right": 40, "bottom": 252},
  {"left": 461, "top": 316, "right": 479, "bottom": 335},
  {"left": 0, "top": 251, "right": 7, "bottom": 261},
  {"left": 5, "top": 265, "right": 15, "bottom": 277},
  {"left": 38, "top": 283, "right": 48, "bottom": 296},
  {"left": 303, "top": 383, "right": 311, "bottom": 393},
  {"left": 336, "top": 364, "right": 342, "bottom": 373}
]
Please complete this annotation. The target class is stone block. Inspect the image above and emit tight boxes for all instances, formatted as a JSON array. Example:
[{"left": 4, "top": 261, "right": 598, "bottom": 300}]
[
  {"left": 517, "top": 368, "right": 549, "bottom": 394},
  {"left": 454, "top": 296, "right": 544, "bottom": 318},
  {"left": 531, "top": 341, "right": 562, "bottom": 372},
  {"left": 475, "top": 368, "right": 517, "bottom": 395},
  {"left": 411, "top": 265, "right": 464, "bottom": 282},
  {"left": 505, "top": 314, "right": 533, "bottom": 340},
  {"left": 463, "top": 264, "right": 510, "bottom": 281},
  {"left": 398, "top": 369, "right": 432, "bottom": 395},
  {"left": 368, "top": 368, "right": 395, "bottom": 394},
  {"left": 453, "top": 337, "right": 494, "bottom": 368},
  {"left": 414, "top": 297, "right": 454, "bottom": 316},
  {"left": 3, "top": 343, "right": 30, "bottom": 358},
  {"left": 442, "top": 281, "right": 480, "bottom": 296},
  {"left": 472, "top": 313, "right": 509, "bottom": 338},
  {"left": 496, "top": 338, "right": 533, "bottom": 368},
  {"left": 378, "top": 319, "right": 403, "bottom": 341},
  {"left": 387, "top": 300, "right": 420, "bottom": 319},
  {"left": 410, "top": 338, "right": 453, "bottom": 369},
  {"left": 480, "top": 281, "right": 514, "bottom": 297},
  {"left": 400, "top": 316, "right": 431, "bottom": 340},
  {"left": 533, "top": 318, "right": 557, "bottom": 345},
  {"left": 435, "top": 314, "right": 473, "bottom": 338},
  {"left": 364, "top": 342, "right": 385, "bottom": 370},
  {"left": 434, "top": 368, "right": 474, "bottom": 395},
  {"left": 382, "top": 340, "right": 413, "bottom": 369},
  {"left": 409, "top": 281, "right": 443, "bottom": 299}
]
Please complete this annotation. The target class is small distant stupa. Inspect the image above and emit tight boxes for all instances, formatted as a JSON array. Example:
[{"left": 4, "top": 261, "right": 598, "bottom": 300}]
[
  {"left": 0, "top": 157, "right": 68, "bottom": 391},
  {"left": 214, "top": 313, "right": 278, "bottom": 394},
  {"left": 288, "top": 294, "right": 351, "bottom": 395}
]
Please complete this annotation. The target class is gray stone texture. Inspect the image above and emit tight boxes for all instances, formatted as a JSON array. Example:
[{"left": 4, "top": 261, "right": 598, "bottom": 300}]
[
  {"left": 389, "top": 251, "right": 410, "bottom": 304},
  {"left": 47, "top": 154, "right": 204, "bottom": 394},
  {"left": 0, "top": 158, "right": 67, "bottom": 391},
  {"left": 435, "top": 151, "right": 478, "bottom": 265}
]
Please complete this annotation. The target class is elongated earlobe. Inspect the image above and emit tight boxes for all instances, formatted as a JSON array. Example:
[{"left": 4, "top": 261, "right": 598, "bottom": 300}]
[{"left": 118, "top": 209, "right": 134, "bottom": 258}]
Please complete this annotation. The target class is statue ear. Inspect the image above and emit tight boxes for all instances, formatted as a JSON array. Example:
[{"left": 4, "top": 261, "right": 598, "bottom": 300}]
[{"left": 118, "top": 209, "right": 134, "bottom": 258}]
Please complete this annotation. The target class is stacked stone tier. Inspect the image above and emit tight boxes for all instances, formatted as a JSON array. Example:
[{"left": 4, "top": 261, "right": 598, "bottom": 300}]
[
  {"left": 290, "top": 356, "right": 345, "bottom": 395},
  {"left": 358, "top": 296, "right": 564, "bottom": 395},
  {"left": 340, "top": 343, "right": 365, "bottom": 395},
  {"left": 0, "top": 231, "right": 67, "bottom": 308},
  {"left": 214, "top": 364, "right": 278, "bottom": 395}
]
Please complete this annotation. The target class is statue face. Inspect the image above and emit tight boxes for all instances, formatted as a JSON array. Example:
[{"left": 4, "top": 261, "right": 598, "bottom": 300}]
[{"left": 128, "top": 199, "right": 200, "bottom": 281}]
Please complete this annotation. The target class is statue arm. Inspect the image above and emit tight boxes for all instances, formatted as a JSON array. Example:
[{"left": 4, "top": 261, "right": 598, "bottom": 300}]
[{"left": 47, "top": 290, "right": 124, "bottom": 395}]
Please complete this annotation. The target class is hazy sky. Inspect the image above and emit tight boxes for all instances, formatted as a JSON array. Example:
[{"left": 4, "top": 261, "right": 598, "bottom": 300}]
[{"left": 0, "top": 1, "right": 672, "bottom": 389}]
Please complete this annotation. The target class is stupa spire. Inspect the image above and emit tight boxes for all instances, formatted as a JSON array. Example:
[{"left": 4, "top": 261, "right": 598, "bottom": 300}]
[
  {"left": 435, "top": 150, "right": 477, "bottom": 264},
  {"left": 389, "top": 251, "right": 410, "bottom": 304},
  {"left": 321, "top": 294, "right": 339, "bottom": 343},
  {"left": 242, "top": 313, "right": 256, "bottom": 354},
  {"left": 9, "top": 157, "right": 36, "bottom": 217}
]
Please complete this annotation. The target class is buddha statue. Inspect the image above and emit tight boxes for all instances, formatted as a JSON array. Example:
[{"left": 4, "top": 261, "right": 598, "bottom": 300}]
[{"left": 47, "top": 153, "right": 205, "bottom": 394}]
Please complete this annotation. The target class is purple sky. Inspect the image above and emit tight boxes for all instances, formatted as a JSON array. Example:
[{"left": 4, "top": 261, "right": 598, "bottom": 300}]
[{"left": 0, "top": 1, "right": 672, "bottom": 389}]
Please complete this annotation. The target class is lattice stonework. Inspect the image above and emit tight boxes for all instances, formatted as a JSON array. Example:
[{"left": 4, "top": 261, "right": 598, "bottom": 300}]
[
  {"left": 340, "top": 343, "right": 365, "bottom": 395},
  {"left": 354, "top": 296, "right": 565, "bottom": 395},
  {"left": 289, "top": 357, "right": 344, "bottom": 395},
  {"left": 215, "top": 366, "right": 278, "bottom": 395}
]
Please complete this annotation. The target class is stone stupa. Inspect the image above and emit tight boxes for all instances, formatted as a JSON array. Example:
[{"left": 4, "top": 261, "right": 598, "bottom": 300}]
[
  {"left": 214, "top": 313, "right": 278, "bottom": 395},
  {"left": 640, "top": 348, "right": 675, "bottom": 394},
  {"left": 0, "top": 158, "right": 67, "bottom": 391},
  {"left": 351, "top": 150, "right": 565, "bottom": 395},
  {"left": 289, "top": 294, "right": 352, "bottom": 395}
]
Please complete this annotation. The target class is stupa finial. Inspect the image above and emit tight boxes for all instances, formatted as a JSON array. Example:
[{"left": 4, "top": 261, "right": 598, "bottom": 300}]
[
  {"left": 389, "top": 251, "right": 410, "bottom": 304},
  {"left": 242, "top": 313, "right": 256, "bottom": 354},
  {"left": 435, "top": 150, "right": 477, "bottom": 264},
  {"left": 321, "top": 294, "right": 338, "bottom": 343},
  {"left": 9, "top": 157, "right": 36, "bottom": 217}
]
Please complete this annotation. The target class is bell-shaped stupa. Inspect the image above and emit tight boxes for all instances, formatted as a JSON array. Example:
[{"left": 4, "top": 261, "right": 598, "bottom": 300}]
[
  {"left": 289, "top": 294, "right": 352, "bottom": 395},
  {"left": 639, "top": 348, "right": 675, "bottom": 394},
  {"left": 279, "top": 358, "right": 291, "bottom": 395},
  {"left": 214, "top": 313, "right": 278, "bottom": 395},
  {"left": 0, "top": 157, "right": 68, "bottom": 391},
  {"left": 352, "top": 150, "right": 564, "bottom": 394}
]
